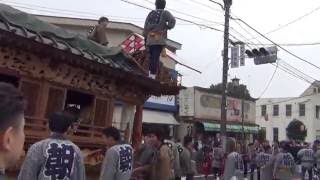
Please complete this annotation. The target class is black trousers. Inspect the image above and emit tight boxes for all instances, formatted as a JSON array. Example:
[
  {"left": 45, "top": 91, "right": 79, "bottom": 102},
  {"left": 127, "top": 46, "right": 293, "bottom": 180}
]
[
  {"left": 301, "top": 166, "right": 313, "bottom": 180},
  {"left": 250, "top": 164, "right": 258, "bottom": 180},
  {"left": 148, "top": 45, "right": 163, "bottom": 75}
]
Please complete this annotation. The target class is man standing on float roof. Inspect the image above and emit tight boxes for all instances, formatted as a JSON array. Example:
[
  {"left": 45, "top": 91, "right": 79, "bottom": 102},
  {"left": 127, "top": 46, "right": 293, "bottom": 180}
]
[{"left": 143, "top": 0, "right": 176, "bottom": 79}]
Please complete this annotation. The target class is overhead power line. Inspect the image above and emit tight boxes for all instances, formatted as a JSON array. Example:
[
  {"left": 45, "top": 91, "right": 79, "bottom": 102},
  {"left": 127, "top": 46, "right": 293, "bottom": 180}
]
[
  {"left": 258, "top": 61, "right": 279, "bottom": 98},
  {"left": 2, "top": 1, "right": 225, "bottom": 26},
  {"left": 208, "top": 0, "right": 224, "bottom": 10},
  {"left": 119, "top": 0, "right": 225, "bottom": 32},
  {"left": 272, "top": 63, "right": 312, "bottom": 84},
  {"left": 142, "top": 0, "right": 224, "bottom": 26},
  {"left": 186, "top": 0, "right": 222, "bottom": 12},
  {"left": 231, "top": 16, "right": 320, "bottom": 71},
  {"left": 0, "top": 0, "right": 145, "bottom": 20},
  {"left": 248, "top": 41, "right": 320, "bottom": 47},
  {"left": 262, "top": 5, "right": 320, "bottom": 36},
  {"left": 277, "top": 63, "right": 314, "bottom": 84}
]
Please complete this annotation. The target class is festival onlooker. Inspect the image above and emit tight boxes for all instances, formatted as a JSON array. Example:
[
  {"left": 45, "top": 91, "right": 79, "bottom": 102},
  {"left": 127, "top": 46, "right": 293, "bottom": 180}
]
[
  {"left": 297, "top": 143, "right": 314, "bottom": 180},
  {"left": 133, "top": 133, "right": 156, "bottom": 180},
  {"left": 100, "top": 127, "right": 133, "bottom": 180},
  {"left": 248, "top": 143, "right": 258, "bottom": 180},
  {"left": 212, "top": 141, "right": 224, "bottom": 179},
  {"left": 223, "top": 137, "right": 244, "bottom": 180},
  {"left": 0, "top": 83, "right": 25, "bottom": 177},
  {"left": 146, "top": 127, "right": 173, "bottom": 180},
  {"left": 256, "top": 145, "right": 273, "bottom": 180},
  {"left": 273, "top": 141, "right": 296, "bottom": 180},
  {"left": 18, "top": 111, "right": 85, "bottom": 180},
  {"left": 178, "top": 136, "right": 194, "bottom": 180}
]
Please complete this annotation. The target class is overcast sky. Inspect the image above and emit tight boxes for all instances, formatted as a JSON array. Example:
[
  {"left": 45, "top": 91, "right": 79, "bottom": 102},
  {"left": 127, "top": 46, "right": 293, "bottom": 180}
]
[{"left": 2, "top": 0, "right": 320, "bottom": 98}]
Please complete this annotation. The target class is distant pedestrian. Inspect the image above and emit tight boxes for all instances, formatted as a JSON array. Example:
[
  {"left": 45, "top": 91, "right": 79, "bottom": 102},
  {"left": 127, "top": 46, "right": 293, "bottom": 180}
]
[
  {"left": 212, "top": 141, "right": 224, "bottom": 179},
  {"left": 100, "top": 127, "right": 133, "bottom": 180},
  {"left": 0, "top": 83, "right": 25, "bottom": 178},
  {"left": 248, "top": 142, "right": 258, "bottom": 180},
  {"left": 223, "top": 138, "right": 244, "bottom": 180},
  {"left": 297, "top": 143, "right": 314, "bottom": 180},
  {"left": 255, "top": 145, "right": 273, "bottom": 180},
  {"left": 273, "top": 141, "right": 296, "bottom": 180},
  {"left": 143, "top": 0, "right": 176, "bottom": 79},
  {"left": 18, "top": 111, "right": 86, "bottom": 180},
  {"left": 178, "top": 136, "right": 194, "bottom": 180}
]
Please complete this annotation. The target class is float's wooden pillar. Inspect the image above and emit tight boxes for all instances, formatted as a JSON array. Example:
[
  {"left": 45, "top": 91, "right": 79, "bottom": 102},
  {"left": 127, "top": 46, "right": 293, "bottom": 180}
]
[{"left": 132, "top": 105, "right": 143, "bottom": 149}]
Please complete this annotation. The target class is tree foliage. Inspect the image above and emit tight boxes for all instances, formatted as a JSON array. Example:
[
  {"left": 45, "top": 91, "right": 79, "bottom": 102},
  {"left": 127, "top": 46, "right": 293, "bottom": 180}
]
[
  {"left": 209, "top": 82, "right": 255, "bottom": 101},
  {"left": 286, "top": 120, "right": 307, "bottom": 141}
]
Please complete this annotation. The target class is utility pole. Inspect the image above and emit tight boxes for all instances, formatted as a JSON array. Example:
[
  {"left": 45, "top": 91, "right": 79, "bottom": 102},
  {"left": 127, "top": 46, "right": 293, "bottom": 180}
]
[
  {"left": 241, "top": 89, "right": 245, "bottom": 153},
  {"left": 221, "top": 0, "right": 232, "bottom": 151}
]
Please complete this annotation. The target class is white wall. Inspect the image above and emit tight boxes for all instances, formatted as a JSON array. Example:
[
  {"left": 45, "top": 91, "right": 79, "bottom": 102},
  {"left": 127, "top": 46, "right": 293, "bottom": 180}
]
[
  {"left": 51, "top": 24, "right": 177, "bottom": 70},
  {"left": 256, "top": 94, "right": 320, "bottom": 143}
]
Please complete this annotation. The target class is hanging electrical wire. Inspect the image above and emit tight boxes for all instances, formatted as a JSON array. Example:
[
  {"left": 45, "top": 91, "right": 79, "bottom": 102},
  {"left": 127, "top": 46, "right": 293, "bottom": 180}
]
[
  {"left": 231, "top": 14, "right": 264, "bottom": 46},
  {"left": 119, "top": 0, "right": 226, "bottom": 33},
  {"left": 231, "top": 16, "right": 320, "bottom": 72},
  {"left": 251, "top": 5, "right": 320, "bottom": 40},
  {"left": 0, "top": 0, "right": 146, "bottom": 21},
  {"left": 258, "top": 61, "right": 279, "bottom": 98},
  {"left": 247, "top": 42, "right": 320, "bottom": 47},
  {"left": 141, "top": 0, "right": 224, "bottom": 26}
]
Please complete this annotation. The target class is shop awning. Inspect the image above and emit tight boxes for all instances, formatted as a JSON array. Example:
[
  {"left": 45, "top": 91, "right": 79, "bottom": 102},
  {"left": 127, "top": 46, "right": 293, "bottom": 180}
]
[
  {"left": 203, "top": 122, "right": 258, "bottom": 133},
  {"left": 142, "top": 110, "right": 179, "bottom": 125}
]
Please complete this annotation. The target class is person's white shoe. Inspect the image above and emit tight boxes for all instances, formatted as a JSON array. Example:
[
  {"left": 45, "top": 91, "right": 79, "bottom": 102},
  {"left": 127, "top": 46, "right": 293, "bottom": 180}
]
[{"left": 150, "top": 74, "right": 156, "bottom": 79}]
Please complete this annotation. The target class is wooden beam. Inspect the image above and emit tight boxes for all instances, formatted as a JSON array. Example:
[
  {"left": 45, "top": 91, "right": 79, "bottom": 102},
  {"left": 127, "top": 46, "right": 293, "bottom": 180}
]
[{"left": 132, "top": 105, "right": 143, "bottom": 149}]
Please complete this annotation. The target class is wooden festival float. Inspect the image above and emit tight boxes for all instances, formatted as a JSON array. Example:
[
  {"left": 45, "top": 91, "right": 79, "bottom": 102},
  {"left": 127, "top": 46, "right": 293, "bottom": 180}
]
[{"left": 0, "top": 4, "right": 181, "bottom": 178}]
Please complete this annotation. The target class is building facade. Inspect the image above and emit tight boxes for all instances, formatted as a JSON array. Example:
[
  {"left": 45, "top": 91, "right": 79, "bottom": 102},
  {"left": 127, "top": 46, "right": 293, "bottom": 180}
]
[
  {"left": 256, "top": 82, "right": 320, "bottom": 143},
  {"left": 178, "top": 87, "right": 258, "bottom": 142}
]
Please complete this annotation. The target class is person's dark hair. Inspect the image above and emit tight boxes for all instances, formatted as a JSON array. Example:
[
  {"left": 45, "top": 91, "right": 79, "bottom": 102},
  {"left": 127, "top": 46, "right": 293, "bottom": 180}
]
[
  {"left": 0, "top": 82, "right": 25, "bottom": 132},
  {"left": 147, "top": 126, "right": 165, "bottom": 142},
  {"left": 102, "top": 127, "right": 121, "bottom": 141},
  {"left": 281, "top": 141, "right": 291, "bottom": 152},
  {"left": 183, "top": 136, "right": 193, "bottom": 147},
  {"left": 213, "top": 141, "right": 221, "bottom": 147},
  {"left": 48, "top": 111, "right": 76, "bottom": 133},
  {"left": 194, "top": 122, "right": 204, "bottom": 135},
  {"left": 98, "top": 16, "right": 109, "bottom": 24},
  {"left": 263, "top": 145, "right": 271, "bottom": 152},
  {"left": 155, "top": 0, "right": 166, "bottom": 9}
]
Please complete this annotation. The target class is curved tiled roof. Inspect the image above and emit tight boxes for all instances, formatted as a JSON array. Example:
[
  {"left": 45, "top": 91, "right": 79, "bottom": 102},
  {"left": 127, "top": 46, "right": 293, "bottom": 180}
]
[{"left": 0, "top": 3, "right": 142, "bottom": 73}]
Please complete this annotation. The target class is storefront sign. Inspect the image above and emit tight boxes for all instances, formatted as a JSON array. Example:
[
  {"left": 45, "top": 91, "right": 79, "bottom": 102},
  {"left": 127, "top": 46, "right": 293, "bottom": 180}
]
[
  {"left": 147, "top": 95, "right": 176, "bottom": 107},
  {"left": 179, "top": 88, "right": 195, "bottom": 116},
  {"left": 195, "top": 89, "right": 256, "bottom": 123}
]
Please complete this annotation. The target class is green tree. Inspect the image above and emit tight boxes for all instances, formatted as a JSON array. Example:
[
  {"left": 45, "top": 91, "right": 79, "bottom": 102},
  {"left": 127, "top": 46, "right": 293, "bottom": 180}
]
[
  {"left": 286, "top": 119, "right": 307, "bottom": 141},
  {"left": 209, "top": 82, "right": 255, "bottom": 101}
]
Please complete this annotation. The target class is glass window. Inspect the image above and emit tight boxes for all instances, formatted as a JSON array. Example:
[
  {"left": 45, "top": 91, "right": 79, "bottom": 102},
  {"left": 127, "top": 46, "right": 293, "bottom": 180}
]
[
  {"left": 286, "top": 104, "right": 292, "bottom": 117},
  {"left": 273, "top": 105, "right": 279, "bottom": 116},
  {"left": 261, "top": 105, "right": 267, "bottom": 116},
  {"left": 299, "top": 104, "right": 306, "bottom": 116}
]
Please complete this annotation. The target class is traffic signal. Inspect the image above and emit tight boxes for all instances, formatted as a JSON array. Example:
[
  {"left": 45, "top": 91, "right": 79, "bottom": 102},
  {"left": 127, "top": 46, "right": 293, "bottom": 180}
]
[{"left": 245, "top": 46, "right": 278, "bottom": 65}]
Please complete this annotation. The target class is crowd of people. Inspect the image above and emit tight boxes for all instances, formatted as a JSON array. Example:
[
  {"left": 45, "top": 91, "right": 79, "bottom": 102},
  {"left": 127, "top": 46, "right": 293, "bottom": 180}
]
[{"left": 3, "top": 76, "right": 320, "bottom": 180}]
